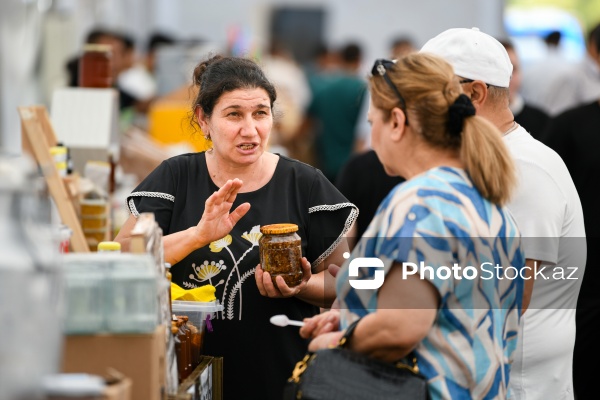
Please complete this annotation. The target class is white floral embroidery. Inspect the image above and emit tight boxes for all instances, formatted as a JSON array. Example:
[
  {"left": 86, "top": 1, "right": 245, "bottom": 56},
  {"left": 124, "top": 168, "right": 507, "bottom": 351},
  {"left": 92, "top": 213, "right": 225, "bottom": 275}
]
[
  {"left": 189, "top": 260, "right": 227, "bottom": 286},
  {"left": 227, "top": 268, "right": 256, "bottom": 321},
  {"left": 179, "top": 228, "right": 261, "bottom": 321}
]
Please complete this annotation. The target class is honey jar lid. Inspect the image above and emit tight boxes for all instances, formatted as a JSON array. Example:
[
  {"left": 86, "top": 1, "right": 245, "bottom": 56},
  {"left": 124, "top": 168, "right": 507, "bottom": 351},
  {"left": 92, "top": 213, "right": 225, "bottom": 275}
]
[
  {"left": 82, "top": 43, "right": 112, "bottom": 53},
  {"left": 260, "top": 223, "right": 299, "bottom": 234}
]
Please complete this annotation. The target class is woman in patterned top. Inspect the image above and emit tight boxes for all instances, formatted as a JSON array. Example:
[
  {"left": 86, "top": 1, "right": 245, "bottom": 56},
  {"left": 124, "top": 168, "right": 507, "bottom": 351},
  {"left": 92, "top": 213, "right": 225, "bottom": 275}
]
[
  {"left": 300, "top": 53, "right": 525, "bottom": 399},
  {"left": 115, "top": 55, "right": 357, "bottom": 399}
]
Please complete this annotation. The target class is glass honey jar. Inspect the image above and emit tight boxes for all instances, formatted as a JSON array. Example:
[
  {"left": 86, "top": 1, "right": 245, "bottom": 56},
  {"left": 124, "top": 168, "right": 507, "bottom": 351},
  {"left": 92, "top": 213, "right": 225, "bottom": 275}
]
[
  {"left": 259, "top": 223, "right": 303, "bottom": 287},
  {"left": 79, "top": 44, "right": 113, "bottom": 88}
]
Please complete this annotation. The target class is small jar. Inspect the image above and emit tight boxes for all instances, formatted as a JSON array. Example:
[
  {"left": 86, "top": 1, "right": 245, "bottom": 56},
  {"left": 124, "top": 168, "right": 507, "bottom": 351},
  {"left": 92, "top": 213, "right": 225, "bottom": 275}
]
[
  {"left": 259, "top": 223, "right": 303, "bottom": 287},
  {"left": 79, "top": 44, "right": 112, "bottom": 88}
]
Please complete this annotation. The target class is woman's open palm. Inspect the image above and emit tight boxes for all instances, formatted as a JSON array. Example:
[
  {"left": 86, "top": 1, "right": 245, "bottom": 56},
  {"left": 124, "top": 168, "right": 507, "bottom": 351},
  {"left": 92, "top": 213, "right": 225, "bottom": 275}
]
[{"left": 195, "top": 178, "right": 251, "bottom": 243}]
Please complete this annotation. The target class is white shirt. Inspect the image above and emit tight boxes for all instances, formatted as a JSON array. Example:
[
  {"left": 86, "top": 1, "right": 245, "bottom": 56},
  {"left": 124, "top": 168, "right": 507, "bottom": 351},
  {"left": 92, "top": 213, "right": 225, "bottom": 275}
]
[
  {"left": 504, "top": 126, "right": 586, "bottom": 400},
  {"left": 522, "top": 52, "right": 600, "bottom": 116}
]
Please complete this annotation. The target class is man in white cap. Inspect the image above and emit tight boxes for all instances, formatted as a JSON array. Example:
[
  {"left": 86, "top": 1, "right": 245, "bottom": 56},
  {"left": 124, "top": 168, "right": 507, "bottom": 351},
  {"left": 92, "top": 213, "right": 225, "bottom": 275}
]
[{"left": 421, "top": 27, "right": 586, "bottom": 400}]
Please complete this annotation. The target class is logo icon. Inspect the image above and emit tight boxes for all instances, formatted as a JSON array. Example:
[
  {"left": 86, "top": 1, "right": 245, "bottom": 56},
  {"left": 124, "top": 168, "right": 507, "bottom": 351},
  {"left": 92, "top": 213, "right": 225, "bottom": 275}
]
[{"left": 348, "top": 257, "right": 385, "bottom": 290}]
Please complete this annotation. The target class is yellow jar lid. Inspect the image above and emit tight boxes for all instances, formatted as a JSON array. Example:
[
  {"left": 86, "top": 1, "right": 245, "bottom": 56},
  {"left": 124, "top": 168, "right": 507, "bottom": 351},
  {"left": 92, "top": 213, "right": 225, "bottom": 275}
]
[
  {"left": 260, "top": 223, "right": 298, "bottom": 235},
  {"left": 49, "top": 146, "right": 67, "bottom": 155},
  {"left": 97, "top": 241, "right": 121, "bottom": 251}
]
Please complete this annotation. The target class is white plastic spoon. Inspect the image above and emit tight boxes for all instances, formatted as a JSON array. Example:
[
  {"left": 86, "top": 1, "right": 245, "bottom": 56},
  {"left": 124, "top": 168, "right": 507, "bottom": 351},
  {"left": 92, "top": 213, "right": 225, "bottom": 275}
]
[{"left": 270, "top": 314, "right": 305, "bottom": 327}]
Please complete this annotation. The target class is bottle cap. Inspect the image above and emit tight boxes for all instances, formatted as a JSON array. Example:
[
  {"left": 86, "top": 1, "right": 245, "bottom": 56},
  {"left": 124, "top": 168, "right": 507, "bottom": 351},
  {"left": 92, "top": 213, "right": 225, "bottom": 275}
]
[{"left": 97, "top": 241, "right": 121, "bottom": 252}]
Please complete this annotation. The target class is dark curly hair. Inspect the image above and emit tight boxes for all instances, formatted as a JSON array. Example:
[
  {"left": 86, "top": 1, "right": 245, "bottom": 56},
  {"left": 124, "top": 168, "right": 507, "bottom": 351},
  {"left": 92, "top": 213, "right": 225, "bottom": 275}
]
[{"left": 190, "top": 55, "right": 277, "bottom": 132}]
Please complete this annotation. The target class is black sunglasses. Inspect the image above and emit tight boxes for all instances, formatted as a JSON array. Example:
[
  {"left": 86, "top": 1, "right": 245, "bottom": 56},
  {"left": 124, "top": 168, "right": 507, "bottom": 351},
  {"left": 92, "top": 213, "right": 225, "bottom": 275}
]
[
  {"left": 371, "top": 59, "right": 407, "bottom": 112},
  {"left": 459, "top": 78, "right": 490, "bottom": 89}
]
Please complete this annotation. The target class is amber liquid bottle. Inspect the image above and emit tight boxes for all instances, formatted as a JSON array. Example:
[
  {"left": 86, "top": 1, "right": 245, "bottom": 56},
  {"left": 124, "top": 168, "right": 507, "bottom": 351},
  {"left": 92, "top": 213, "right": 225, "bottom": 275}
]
[{"left": 79, "top": 44, "right": 113, "bottom": 88}]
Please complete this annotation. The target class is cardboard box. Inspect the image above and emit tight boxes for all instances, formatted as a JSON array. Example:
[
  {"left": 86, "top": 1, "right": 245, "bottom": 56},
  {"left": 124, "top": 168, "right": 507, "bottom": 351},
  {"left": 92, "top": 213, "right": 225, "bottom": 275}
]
[
  {"left": 104, "top": 376, "right": 132, "bottom": 400},
  {"left": 62, "top": 325, "right": 166, "bottom": 400},
  {"left": 168, "top": 356, "right": 222, "bottom": 400}
]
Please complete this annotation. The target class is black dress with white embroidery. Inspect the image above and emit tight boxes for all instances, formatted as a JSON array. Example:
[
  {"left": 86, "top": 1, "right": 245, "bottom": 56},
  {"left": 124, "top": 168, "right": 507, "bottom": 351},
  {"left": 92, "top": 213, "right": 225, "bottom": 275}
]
[{"left": 127, "top": 152, "right": 358, "bottom": 400}]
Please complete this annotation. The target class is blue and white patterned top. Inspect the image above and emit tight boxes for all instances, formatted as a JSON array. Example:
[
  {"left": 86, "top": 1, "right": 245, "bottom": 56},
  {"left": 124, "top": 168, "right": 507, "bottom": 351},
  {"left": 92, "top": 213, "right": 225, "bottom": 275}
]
[{"left": 336, "top": 167, "right": 525, "bottom": 400}]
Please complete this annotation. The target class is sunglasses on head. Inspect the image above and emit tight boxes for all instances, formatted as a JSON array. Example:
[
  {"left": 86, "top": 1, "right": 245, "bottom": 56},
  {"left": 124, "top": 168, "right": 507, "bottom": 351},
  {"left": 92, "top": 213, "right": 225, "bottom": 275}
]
[{"left": 371, "top": 58, "right": 407, "bottom": 113}]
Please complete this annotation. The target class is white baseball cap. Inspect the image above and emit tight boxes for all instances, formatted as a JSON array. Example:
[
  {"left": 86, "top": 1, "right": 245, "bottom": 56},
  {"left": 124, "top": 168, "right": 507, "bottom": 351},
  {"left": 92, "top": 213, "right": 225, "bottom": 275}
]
[{"left": 420, "top": 27, "right": 513, "bottom": 88}]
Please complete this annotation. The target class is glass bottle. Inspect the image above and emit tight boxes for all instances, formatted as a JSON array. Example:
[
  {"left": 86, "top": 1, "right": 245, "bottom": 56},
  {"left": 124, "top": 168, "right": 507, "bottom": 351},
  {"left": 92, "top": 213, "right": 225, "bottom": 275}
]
[
  {"left": 171, "top": 321, "right": 184, "bottom": 384},
  {"left": 179, "top": 316, "right": 194, "bottom": 375},
  {"left": 187, "top": 320, "right": 202, "bottom": 369},
  {"left": 175, "top": 317, "right": 191, "bottom": 381},
  {"left": 79, "top": 44, "right": 113, "bottom": 88},
  {"left": 259, "top": 223, "right": 303, "bottom": 287}
]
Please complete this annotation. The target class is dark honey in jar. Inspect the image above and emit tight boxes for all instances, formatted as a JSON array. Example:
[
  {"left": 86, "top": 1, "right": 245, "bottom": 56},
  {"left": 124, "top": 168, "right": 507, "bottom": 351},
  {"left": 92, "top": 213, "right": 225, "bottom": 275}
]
[
  {"left": 79, "top": 44, "right": 112, "bottom": 88},
  {"left": 259, "top": 223, "right": 303, "bottom": 287}
]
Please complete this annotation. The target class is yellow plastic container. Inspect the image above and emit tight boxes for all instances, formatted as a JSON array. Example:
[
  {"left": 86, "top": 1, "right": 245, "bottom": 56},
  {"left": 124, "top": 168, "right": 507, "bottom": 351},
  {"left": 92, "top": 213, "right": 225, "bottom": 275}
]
[{"left": 148, "top": 102, "right": 211, "bottom": 153}]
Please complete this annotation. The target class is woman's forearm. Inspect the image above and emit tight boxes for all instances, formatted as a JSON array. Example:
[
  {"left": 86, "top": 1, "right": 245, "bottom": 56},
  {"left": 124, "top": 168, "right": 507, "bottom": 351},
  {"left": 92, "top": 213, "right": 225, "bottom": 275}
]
[
  {"left": 163, "top": 226, "right": 208, "bottom": 265},
  {"left": 346, "top": 310, "right": 423, "bottom": 362},
  {"left": 295, "top": 270, "right": 336, "bottom": 308}
]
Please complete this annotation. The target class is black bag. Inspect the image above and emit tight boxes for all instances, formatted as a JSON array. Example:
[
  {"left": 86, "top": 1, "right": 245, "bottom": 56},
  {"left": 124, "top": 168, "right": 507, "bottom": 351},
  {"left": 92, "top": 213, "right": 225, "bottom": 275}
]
[{"left": 283, "top": 319, "right": 429, "bottom": 400}]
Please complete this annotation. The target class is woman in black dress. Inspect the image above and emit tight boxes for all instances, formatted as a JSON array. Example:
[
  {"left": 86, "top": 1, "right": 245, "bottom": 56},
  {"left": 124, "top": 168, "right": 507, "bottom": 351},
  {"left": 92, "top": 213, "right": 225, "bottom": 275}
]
[{"left": 115, "top": 55, "right": 357, "bottom": 399}]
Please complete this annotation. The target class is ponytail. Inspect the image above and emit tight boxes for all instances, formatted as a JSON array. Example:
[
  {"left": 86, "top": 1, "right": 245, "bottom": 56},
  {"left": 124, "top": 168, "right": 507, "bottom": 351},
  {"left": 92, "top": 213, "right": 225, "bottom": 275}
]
[
  {"left": 460, "top": 116, "right": 516, "bottom": 206},
  {"left": 369, "top": 52, "right": 516, "bottom": 206}
]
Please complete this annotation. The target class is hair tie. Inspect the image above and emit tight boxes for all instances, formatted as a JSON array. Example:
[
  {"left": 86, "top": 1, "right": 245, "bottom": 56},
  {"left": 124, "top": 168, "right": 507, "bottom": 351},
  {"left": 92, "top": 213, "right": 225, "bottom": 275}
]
[{"left": 447, "top": 94, "right": 476, "bottom": 137}]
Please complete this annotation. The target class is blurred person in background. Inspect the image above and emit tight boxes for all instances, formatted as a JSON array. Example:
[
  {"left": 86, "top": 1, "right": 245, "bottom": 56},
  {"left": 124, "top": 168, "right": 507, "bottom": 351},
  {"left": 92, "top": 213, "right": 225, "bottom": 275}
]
[
  {"left": 305, "top": 42, "right": 367, "bottom": 183},
  {"left": 523, "top": 25, "right": 600, "bottom": 116},
  {"left": 261, "top": 39, "right": 311, "bottom": 157},
  {"left": 117, "top": 31, "right": 177, "bottom": 118},
  {"left": 541, "top": 94, "right": 600, "bottom": 400},
  {"left": 336, "top": 35, "right": 418, "bottom": 249},
  {"left": 520, "top": 30, "right": 570, "bottom": 115},
  {"left": 499, "top": 39, "right": 549, "bottom": 140},
  {"left": 389, "top": 35, "right": 418, "bottom": 59},
  {"left": 305, "top": 43, "right": 339, "bottom": 94},
  {"left": 114, "top": 55, "right": 357, "bottom": 400},
  {"left": 293, "top": 43, "right": 339, "bottom": 166},
  {"left": 422, "top": 27, "right": 586, "bottom": 400},
  {"left": 144, "top": 32, "right": 177, "bottom": 77},
  {"left": 302, "top": 52, "right": 524, "bottom": 399}
]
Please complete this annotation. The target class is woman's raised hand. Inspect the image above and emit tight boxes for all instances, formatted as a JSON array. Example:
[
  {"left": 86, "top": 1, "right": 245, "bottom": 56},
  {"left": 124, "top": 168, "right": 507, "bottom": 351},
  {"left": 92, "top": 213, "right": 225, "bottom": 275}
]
[{"left": 194, "top": 178, "right": 251, "bottom": 245}]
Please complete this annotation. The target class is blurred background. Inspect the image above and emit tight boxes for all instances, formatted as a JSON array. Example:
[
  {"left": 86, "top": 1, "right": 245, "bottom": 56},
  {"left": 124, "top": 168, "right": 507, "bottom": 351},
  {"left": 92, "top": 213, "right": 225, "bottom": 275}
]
[{"left": 1, "top": 0, "right": 599, "bottom": 155}]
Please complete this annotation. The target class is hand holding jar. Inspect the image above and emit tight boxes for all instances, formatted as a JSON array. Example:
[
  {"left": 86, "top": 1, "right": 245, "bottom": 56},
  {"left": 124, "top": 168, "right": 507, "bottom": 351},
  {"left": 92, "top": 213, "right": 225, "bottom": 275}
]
[
  {"left": 255, "top": 256, "right": 312, "bottom": 298},
  {"left": 256, "top": 224, "right": 311, "bottom": 297}
]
